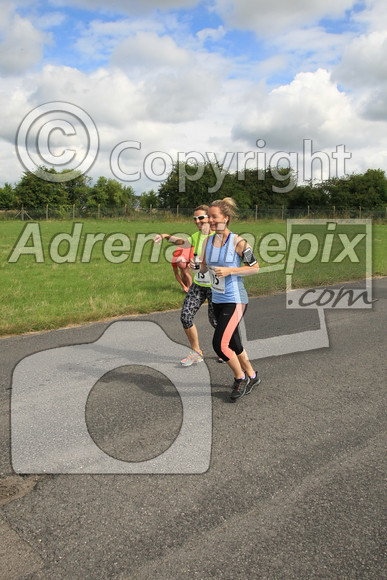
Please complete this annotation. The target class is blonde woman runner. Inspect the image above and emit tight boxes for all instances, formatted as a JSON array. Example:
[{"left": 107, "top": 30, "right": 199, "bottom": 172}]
[{"left": 202, "top": 197, "right": 261, "bottom": 402}]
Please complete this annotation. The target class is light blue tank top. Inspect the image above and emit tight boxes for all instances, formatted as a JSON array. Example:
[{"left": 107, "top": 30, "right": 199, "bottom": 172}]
[{"left": 205, "top": 233, "right": 248, "bottom": 304}]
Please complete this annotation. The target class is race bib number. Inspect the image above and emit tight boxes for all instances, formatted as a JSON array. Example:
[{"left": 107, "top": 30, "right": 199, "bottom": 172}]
[
  {"left": 208, "top": 267, "right": 225, "bottom": 294},
  {"left": 194, "top": 270, "right": 211, "bottom": 285}
]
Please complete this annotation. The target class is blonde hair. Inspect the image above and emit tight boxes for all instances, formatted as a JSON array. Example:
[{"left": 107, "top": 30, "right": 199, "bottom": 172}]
[
  {"left": 194, "top": 204, "right": 209, "bottom": 213},
  {"left": 209, "top": 197, "right": 237, "bottom": 222}
]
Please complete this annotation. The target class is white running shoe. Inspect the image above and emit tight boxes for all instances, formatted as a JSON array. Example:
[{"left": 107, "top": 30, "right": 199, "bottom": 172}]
[{"left": 181, "top": 350, "right": 203, "bottom": 366}]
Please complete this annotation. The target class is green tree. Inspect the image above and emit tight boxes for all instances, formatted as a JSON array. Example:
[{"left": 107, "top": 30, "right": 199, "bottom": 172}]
[
  {"left": 157, "top": 161, "right": 213, "bottom": 208},
  {"left": 289, "top": 169, "right": 387, "bottom": 209},
  {"left": 235, "top": 167, "right": 296, "bottom": 208},
  {"left": 139, "top": 189, "right": 160, "bottom": 209},
  {"left": 0, "top": 183, "right": 15, "bottom": 208},
  {"left": 87, "top": 176, "right": 137, "bottom": 208},
  {"left": 87, "top": 176, "right": 109, "bottom": 207},
  {"left": 158, "top": 161, "right": 250, "bottom": 209},
  {"left": 336, "top": 169, "right": 387, "bottom": 208},
  {"left": 62, "top": 171, "right": 92, "bottom": 207},
  {"left": 13, "top": 168, "right": 68, "bottom": 208},
  {"left": 157, "top": 161, "right": 298, "bottom": 210},
  {"left": 106, "top": 180, "right": 136, "bottom": 208},
  {"left": 289, "top": 181, "right": 331, "bottom": 209}
]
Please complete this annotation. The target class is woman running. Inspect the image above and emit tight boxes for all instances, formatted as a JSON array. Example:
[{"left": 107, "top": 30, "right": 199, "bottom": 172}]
[
  {"left": 202, "top": 197, "right": 261, "bottom": 402},
  {"left": 153, "top": 205, "right": 216, "bottom": 366}
]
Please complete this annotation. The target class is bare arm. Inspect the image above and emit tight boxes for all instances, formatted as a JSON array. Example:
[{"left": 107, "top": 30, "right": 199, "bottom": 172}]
[
  {"left": 214, "top": 236, "right": 259, "bottom": 278},
  {"left": 197, "top": 236, "right": 209, "bottom": 272},
  {"left": 153, "top": 233, "right": 191, "bottom": 247}
]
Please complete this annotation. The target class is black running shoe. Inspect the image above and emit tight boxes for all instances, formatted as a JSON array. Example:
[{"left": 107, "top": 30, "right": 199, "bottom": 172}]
[
  {"left": 245, "top": 373, "right": 261, "bottom": 395},
  {"left": 230, "top": 376, "right": 250, "bottom": 402}
]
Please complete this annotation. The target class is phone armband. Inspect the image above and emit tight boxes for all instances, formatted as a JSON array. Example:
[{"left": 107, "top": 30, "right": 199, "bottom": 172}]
[{"left": 242, "top": 247, "right": 257, "bottom": 267}]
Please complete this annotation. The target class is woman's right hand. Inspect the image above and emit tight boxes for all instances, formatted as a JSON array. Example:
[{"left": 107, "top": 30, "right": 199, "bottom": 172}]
[{"left": 153, "top": 234, "right": 163, "bottom": 244}]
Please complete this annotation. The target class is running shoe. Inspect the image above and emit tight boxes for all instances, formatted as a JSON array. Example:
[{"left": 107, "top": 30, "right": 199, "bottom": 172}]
[
  {"left": 245, "top": 372, "right": 261, "bottom": 395},
  {"left": 230, "top": 376, "right": 250, "bottom": 402},
  {"left": 181, "top": 350, "right": 203, "bottom": 366}
]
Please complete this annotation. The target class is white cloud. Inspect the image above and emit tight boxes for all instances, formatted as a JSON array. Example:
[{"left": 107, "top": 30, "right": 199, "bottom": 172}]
[
  {"left": 196, "top": 26, "right": 226, "bottom": 44},
  {"left": 109, "top": 30, "right": 228, "bottom": 123},
  {"left": 0, "top": 12, "right": 49, "bottom": 75},
  {"left": 29, "top": 65, "right": 147, "bottom": 129},
  {"left": 211, "top": 0, "right": 355, "bottom": 36},
  {"left": 1, "top": 58, "right": 225, "bottom": 189},
  {"left": 74, "top": 17, "right": 166, "bottom": 63},
  {"left": 275, "top": 26, "right": 351, "bottom": 65},
  {"left": 0, "top": 76, "right": 33, "bottom": 143},
  {"left": 0, "top": 2, "right": 14, "bottom": 29},
  {"left": 334, "top": 31, "right": 387, "bottom": 89},
  {"left": 35, "top": 11, "right": 67, "bottom": 30},
  {"left": 353, "top": 0, "right": 387, "bottom": 33},
  {"left": 230, "top": 68, "right": 387, "bottom": 174},
  {"left": 144, "top": 69, "right": 221, "bottom": 124},
  {"left": 332, "top": 29, "right": 387, "bottom": 121},
  {"left": 1, "top": 0, "right": 387, "bottom": 190},
  {"left": 233, "top": 69, "right": 351, "bottom": 146},
  {"left": 111, "top": 32, "right": 190, "bottom": 69},
  {"left": 2, "top": 58, "right": 386, "bottom": 191},
  {"left": 51, "top": 0, "right": 199, "bottom": 14}
]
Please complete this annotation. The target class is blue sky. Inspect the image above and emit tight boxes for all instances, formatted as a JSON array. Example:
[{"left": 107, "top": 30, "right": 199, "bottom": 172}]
[
  {"left": 0, "top": 0, "right": 386, "bottom": 191},
  {"left": 26, "top": 1, "right": 365, "bottom": 80},
  {"left": 38, "top": 3, "right": 263, "bottom": 75}
]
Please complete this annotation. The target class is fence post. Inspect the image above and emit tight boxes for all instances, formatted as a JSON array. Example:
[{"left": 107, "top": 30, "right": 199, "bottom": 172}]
[
  {"left": 150, "top": 204, "right": 152, "bottom": 215},
  {"left": 359, "top": 206, "right": 362, "bottom": 218},
  {"left": 333, "top": 205, "right": 336, "bottom": 219},
  {"left": 177, "top": 204, "right": 179, "bottom": 217},
  {"left": 281, "top": 205, "right": 284, "bottom": 220},
  {"left": 46, "top": 204, "right": 49, "bottom": 221},
  {"left": 98, "top": 204, "right": 101, "bottom": 219},
  {"left": 21, "top": 205, "right": 24, "bottom": 221},
  {"left": 255, "top": 205, "right": 258, "bottom": 220},
  {"left": 73, "top": 204, "right": 75, "bottom": 220},
  {"left": 307, "top": 205, "right": 310, "bottom": 217}
]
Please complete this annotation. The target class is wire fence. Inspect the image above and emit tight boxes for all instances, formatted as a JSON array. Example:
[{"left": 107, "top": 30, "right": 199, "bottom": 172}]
[{"left": 0, "top": 205, "right": 386, "bottom": 221}]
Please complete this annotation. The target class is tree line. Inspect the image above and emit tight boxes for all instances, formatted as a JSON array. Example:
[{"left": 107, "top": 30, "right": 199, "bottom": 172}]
[
  {"left": 1, "top": 164, "right": 386, "bottom": 210},
  {"left": 155, "top": 163, "right": 387, "bottom": 210},
  {"left": 0, "top": 169, "right": 137, "bottom": 210}
]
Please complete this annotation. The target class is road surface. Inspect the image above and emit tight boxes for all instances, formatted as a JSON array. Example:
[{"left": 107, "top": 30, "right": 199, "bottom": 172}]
[{"left": 0, "top": 279, "right": 385, "bottom": 579}]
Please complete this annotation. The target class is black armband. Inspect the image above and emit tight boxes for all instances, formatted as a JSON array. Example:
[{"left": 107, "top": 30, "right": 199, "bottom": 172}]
[{"left": 242, "top": 247, "right": 258, "bottom": 266}]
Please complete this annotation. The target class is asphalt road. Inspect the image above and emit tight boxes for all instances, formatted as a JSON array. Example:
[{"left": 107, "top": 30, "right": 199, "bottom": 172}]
[{"left": 0, "top": 279, "right": 386, "bottom": 579}]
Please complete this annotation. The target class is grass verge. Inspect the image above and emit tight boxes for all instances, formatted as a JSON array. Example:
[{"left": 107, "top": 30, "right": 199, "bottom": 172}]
[{"left": 1, "top": 219, "right": 385, "bottom": 336}]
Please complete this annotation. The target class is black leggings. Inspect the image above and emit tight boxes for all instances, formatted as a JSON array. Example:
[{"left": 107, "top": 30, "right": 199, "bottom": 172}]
[
  {"left": 212, "top": 302, "right": 247, "bottom": 361},
  {"left": 180, "top": 283, "right": 216, "bottom": 330}
]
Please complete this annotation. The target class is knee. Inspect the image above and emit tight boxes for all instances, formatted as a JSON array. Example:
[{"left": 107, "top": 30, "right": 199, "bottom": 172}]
[
  {"left": 181, "top": 310, "right": 193, "bottom": 330},
  {"left": 212, "top": 335, "right": 223, "bottom": 358}
]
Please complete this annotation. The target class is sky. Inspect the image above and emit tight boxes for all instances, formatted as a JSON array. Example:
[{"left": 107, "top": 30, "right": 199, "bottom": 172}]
[{"left": 1, "top": 0, "right": 386, "bottom": 193}]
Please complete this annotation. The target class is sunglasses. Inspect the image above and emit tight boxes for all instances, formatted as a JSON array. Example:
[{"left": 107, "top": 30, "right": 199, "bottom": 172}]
[{"left": 193, "top": 215, "right": 208, "bottom": 221}]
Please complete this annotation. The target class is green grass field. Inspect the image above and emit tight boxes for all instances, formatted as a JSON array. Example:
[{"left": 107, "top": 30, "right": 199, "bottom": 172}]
[{"left": 1, "top": 219, "right": 386, "bottom": 336}]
